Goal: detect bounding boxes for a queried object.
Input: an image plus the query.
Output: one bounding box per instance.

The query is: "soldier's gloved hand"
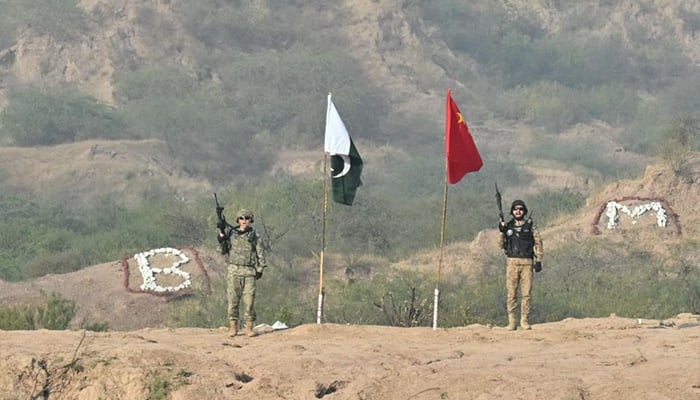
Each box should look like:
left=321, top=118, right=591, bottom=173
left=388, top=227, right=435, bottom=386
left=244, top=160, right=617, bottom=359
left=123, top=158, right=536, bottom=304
left=255, top=271, right=263, bottom=280
left=498, top=222, right=507, bottom=232
left=533, top=261, right=542, bottom=273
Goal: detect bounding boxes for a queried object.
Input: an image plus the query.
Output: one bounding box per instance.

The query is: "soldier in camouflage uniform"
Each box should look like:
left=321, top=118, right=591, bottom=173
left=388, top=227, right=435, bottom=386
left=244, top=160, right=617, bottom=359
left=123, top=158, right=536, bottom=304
left=498, top=200, right=543, bottom=331
left=217, top=208, right=267, bottom=337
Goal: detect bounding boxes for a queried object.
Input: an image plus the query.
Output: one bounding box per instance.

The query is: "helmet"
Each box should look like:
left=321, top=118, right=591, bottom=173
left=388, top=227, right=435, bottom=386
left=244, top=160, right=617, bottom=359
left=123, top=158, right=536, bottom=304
left=510, top=200, right=528, bottom=216
left=236, top=208, right=254, bottom=223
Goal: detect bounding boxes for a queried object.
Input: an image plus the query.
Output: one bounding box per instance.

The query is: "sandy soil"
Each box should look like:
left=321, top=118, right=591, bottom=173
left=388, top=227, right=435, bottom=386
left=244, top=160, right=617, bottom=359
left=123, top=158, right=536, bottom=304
left=0, top=314, right=698, bottom=400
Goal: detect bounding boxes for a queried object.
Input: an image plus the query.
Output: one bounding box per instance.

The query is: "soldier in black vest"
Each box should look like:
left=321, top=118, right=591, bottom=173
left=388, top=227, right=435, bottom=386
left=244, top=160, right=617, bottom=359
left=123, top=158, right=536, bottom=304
left=498, top=200, right=543, bottom=330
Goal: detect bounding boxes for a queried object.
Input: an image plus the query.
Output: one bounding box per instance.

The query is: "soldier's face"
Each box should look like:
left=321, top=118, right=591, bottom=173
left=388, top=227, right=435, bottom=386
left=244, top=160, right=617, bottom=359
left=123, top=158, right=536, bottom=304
left=238, top=216, right=251, bottom=225
left=513, top=207, right=525, bottom=220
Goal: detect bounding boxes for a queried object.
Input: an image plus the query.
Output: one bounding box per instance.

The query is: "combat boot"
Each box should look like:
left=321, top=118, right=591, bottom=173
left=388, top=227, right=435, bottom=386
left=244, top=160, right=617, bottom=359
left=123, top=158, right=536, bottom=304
left=520, top=316, right=531, bottom=330
left=229, top=319, right=238, bottom=337
left=507, top=314, right=517, bottom=331
left=245, top=320, right=257, bottom=337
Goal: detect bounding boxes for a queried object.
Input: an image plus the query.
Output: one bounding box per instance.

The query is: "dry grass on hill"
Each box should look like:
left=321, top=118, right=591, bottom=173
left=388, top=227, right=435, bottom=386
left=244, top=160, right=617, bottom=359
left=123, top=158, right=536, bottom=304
left=0, top=139, right=211, bottom=207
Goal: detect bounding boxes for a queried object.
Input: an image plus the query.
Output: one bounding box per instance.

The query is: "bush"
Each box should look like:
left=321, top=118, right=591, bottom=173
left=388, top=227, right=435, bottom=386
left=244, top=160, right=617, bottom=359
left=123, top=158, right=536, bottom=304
left=0, top=305, right=36, bottom=330
left=533, top=239, right=694, bottom=321
left=82, top=321, right=110, bottom=332
left=526, top=135, right=640, bottom=180
left=0, top=293, right=76, bottom=330
left=37, top=293, right=76, bottom=329
left=218, top=46, right=389, bottom=148
left=0, top=86, right=127, bottom=146
left=0, top=190, right=206, bottom=281
left=529, top=188, right=586, bottom=227
left=493, top=81, right=640, bottom=133
left=168, top=282, right=228, bottom=329
left=115, top=65, right=273, bottom=181
left=323, top=270, right=435, bottom=326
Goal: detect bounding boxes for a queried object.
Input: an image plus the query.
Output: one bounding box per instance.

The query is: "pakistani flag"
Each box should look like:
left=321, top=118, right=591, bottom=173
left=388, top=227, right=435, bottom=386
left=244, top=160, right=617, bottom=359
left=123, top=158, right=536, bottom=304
left=324, top=93, right=363, bottom=205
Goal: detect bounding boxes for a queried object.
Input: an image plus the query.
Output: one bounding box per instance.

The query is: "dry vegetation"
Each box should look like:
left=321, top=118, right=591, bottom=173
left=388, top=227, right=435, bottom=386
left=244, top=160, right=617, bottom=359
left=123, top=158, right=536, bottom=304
left=0, top=139, right=211, bottom=207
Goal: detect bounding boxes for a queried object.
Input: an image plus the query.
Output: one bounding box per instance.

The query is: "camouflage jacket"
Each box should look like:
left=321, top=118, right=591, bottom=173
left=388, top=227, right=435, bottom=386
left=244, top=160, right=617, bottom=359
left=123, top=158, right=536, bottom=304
left=225, top=226, right=266, bottom=275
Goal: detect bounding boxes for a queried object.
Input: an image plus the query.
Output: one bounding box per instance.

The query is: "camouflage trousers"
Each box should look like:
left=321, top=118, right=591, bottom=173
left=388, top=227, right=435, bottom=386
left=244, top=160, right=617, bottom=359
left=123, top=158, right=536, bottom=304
left=226, top=266, right=257, bottom=322
left=506, top=257, right=533, bottom=318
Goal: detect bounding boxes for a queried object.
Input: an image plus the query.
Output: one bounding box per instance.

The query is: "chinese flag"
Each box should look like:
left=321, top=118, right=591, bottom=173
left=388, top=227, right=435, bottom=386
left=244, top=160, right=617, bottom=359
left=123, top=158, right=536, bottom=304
left=446, top=89, right=483, bottom=184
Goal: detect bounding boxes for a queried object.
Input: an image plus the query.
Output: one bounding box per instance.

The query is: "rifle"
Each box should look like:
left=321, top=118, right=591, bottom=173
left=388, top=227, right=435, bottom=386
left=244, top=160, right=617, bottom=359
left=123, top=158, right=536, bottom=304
left=495, top=182, right=504, bottom=223
left=214, top=193, right=231, bottom=254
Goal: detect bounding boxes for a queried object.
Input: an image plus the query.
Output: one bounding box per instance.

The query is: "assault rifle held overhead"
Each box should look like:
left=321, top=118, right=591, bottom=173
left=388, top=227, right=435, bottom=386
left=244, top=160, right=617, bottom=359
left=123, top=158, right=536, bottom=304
left=214, top=193, right=231, bottom=254
left=495, top=182, right=504, bottom=224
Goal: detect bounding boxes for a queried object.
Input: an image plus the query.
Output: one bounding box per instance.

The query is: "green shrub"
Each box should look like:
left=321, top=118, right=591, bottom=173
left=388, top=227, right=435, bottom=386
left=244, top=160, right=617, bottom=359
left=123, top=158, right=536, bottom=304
left=147, top=375, right=171, bottom=400
left=218, top=46, right=389, bottom=147
left=0, top=293, right=75, bottom=330
left=255, top=265, right=317, bottom=327
left=23, top=247, right=85, bottom=277
left=0, top=86, right=127, bottom=146
left=115, top=65, right=273, bottom=181
left=526, top=135, right=641, bottom=180
left=438, top=260, right=504, bottom=327
left=0, top=190, right=206, bottom=281
left=37, top=293, right=76, bottom=330
left=322, top=270, right=433, bottom=326
left=529, top=188, right=586, bottom=227
left=533, top=239, right=695, bottom=321
left=0, top=305, right=36, bottom=330
left=493, top=81, right=640, bottom=133
left=168, top=282, right=228, bottom=329
left=583, top=84, right=639, bottom=125
left=82, top=321, right=110, bottom=332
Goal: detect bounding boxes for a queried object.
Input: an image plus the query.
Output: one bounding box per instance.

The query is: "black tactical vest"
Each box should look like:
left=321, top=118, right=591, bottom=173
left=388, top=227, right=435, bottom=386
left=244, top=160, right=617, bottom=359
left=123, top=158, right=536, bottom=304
left=504, top=219, right=535, bottom=259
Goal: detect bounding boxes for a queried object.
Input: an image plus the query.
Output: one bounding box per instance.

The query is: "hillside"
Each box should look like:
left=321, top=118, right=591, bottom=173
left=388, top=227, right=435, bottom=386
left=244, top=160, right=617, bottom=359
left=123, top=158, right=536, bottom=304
left=393, top=153, right=700, bottom=278
left=1, top=0, right=698, bottom=161
left=0, top=2, right=699, bottom=395
left=0, top=139, right=211, bottom=207
left=0, top=153, right=697, bottom=331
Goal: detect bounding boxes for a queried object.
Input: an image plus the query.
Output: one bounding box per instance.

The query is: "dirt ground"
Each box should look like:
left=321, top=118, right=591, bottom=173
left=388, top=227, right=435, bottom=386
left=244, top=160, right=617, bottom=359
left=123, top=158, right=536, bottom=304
left=0, top=314, right=698, bottom=400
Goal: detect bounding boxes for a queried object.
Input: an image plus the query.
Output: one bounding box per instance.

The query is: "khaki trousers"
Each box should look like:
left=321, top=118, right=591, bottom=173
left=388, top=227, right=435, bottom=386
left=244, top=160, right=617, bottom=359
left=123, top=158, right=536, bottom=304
left=506, top=258, right=533, bottom=318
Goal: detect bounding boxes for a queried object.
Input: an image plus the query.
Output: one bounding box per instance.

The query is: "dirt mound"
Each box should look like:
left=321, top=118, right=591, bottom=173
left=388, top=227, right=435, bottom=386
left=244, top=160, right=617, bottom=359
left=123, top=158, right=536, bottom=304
left=0, top=246, right=225, bottom=331
left=0, top=315, right=698, bottom=399
left=542, top=153, right=700, bottom=252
